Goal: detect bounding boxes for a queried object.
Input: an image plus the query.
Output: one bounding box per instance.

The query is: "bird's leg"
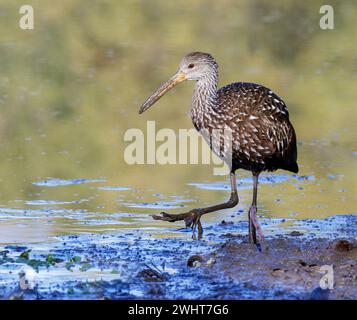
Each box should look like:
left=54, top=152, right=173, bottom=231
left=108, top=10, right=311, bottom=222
left=248, top=172, right=265, bottom=244
left=152, top=172, right=239, bottom=239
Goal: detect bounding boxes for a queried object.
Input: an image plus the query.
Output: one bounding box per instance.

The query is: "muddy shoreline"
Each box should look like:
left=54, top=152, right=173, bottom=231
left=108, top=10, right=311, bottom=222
left=200, top=236, right=356, bottom=299
left=0, top=214, right=356, bottom=300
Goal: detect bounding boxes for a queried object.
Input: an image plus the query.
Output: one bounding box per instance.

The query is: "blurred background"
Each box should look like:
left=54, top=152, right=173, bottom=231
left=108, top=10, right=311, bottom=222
left=0, top=0, right=356, bottom=243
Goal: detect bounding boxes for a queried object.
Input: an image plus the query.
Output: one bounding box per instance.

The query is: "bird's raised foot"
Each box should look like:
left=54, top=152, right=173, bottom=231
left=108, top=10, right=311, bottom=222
left=152, top=211, right=188, bottom=223
left=151, top=208, right=205, bottom=240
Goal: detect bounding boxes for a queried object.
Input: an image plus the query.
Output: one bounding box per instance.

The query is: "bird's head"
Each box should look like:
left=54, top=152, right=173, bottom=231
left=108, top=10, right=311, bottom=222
left=139, top=52, right=217, bottom=114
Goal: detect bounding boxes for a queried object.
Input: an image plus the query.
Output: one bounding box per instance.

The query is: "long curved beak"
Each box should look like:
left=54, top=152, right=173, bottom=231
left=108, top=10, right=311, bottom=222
left=139, top=72, right=186, bottom=114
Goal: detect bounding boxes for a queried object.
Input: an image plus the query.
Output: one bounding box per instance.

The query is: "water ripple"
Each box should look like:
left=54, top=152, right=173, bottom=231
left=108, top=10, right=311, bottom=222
left=33, top=178, right=106, bottom=187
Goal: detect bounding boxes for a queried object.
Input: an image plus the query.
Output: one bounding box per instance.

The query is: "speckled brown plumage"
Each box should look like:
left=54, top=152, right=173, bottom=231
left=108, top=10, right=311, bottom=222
left=139, top=52, right=299, bottom=244
left=199, top=82, right=298, bottom=173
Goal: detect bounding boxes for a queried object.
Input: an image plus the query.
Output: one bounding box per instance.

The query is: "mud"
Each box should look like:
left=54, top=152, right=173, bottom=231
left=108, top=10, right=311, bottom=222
left=0, top=214, right=355, bottom=300
left=203, top=236, right=356, bottom=299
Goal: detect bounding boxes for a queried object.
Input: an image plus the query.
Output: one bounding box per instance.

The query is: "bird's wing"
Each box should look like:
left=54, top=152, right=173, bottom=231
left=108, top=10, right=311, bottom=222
left=217, top=82, right=290, bottom=120
left=217, top=83, right=294, bottom=161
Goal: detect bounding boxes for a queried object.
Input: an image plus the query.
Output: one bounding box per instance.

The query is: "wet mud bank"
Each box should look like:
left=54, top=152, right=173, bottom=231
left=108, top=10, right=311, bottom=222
left=203, top=236, right=356, bottom=299
left=0, top=214, right=356, bottom=300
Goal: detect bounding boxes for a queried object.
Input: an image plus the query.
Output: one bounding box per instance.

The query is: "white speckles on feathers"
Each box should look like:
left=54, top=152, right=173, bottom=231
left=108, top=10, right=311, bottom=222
left=190, top=79, right=297, bottom=172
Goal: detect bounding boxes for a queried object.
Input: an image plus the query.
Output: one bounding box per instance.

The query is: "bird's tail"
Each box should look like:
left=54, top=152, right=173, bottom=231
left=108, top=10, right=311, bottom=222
left=284, top=161, right=299, bottom=174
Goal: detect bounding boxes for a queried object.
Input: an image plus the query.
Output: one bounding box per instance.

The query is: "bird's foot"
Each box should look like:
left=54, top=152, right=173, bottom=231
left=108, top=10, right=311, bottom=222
left=152, top=211, right=188, bottom=223
left=248, top=205, right=265, bottom=243
left=152, top=208, right=205, bottom=240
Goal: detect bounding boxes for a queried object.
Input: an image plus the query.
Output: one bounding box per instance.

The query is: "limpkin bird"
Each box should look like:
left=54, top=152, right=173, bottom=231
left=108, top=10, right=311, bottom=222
left=139, top=52, right=298, bottom=244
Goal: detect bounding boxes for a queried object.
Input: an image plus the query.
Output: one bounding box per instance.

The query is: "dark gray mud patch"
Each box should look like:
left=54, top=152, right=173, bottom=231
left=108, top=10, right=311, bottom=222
left=0, top=214, right=356, bottom=300
left=210, top=236, right=356, bottom=299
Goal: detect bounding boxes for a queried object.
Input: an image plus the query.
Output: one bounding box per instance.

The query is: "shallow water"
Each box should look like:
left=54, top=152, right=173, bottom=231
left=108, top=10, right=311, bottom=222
left=0, top=140, right=356, bottom=244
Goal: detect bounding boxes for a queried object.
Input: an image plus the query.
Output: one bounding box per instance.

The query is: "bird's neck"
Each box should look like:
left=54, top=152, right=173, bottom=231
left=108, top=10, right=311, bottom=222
left=190, top=71, right=218, bottom=128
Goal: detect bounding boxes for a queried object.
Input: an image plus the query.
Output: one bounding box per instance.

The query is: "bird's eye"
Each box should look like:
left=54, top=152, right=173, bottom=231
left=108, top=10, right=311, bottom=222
left=188, top=63, right=195, bottom=69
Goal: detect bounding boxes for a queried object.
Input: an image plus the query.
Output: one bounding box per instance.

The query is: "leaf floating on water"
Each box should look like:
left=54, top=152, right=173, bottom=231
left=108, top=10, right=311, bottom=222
left=20, top=249, right=31, bottom=260
left=71, top=256, right=81, bottom=263
left=65, top=262, right=74, bottom=271
left=45, top=254, right=64, bottom=265
left=80, top=263, right=93, bottom=272
left=65, top=255, right=82, bottom=271
left=45, top=254, right=54, bottom=264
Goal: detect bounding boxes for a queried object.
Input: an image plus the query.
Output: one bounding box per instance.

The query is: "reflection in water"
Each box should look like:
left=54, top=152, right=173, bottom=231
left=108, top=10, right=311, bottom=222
left=0, top=1, right=356, bottom=243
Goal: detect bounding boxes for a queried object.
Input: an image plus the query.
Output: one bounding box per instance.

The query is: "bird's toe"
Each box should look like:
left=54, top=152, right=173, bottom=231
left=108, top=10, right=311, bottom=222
left=152, top=212, right=173, bottom=222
